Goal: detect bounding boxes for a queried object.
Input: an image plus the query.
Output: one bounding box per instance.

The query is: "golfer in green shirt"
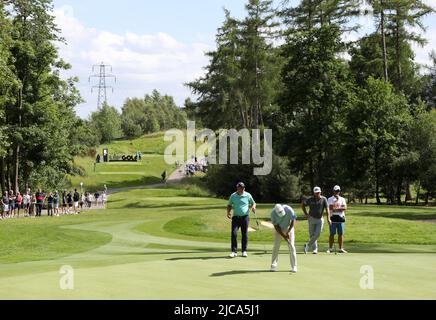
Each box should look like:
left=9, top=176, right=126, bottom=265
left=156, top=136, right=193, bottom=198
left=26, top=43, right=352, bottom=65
left=227, top=182, right=256, bottom=258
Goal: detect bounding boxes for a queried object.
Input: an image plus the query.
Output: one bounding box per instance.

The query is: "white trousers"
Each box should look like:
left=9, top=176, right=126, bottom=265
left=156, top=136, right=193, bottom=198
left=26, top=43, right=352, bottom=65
left=271, top=227, right=297, bottom=269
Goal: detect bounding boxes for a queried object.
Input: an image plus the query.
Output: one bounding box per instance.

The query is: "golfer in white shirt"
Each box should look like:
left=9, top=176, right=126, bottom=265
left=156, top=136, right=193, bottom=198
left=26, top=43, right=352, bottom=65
left=270, top=204, right=298, bottom=273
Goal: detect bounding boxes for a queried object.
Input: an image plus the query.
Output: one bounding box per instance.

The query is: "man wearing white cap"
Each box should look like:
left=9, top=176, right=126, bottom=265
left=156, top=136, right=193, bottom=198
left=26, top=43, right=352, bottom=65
left=301, top=187, right=331, bottom=254
left=328, top=185, right=348, bottom=253
left=270, top=204, right=298, bottom=273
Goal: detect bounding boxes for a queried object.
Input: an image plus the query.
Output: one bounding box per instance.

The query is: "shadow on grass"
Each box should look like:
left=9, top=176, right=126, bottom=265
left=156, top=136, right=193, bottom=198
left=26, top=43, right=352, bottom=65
left=351, top=210, right=436, bottom=221
left=114, top=202, right=206, bottom=209
left=210, top=270, right=289, bottom=277
left=167, top=256, right=230, bottom=261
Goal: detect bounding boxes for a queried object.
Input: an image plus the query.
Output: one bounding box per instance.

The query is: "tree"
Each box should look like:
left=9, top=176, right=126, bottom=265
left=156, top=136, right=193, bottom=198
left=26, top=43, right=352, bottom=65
left=187, top=1, right=281, bottom=129
left=343, top=77, right=411, bottom=204
left=279, top=25, right=356, bottom=189
left=90, top=103, right=122, bottom=144
left=366, top=0, right=391, bottom=82
left=385, top=0, right=434, bottom=91
left=120, top=90, right=187, bottom=138
left=0, top=2, right=18, bottom=193
left=5, top=0, right=80, bottom=192
left=187, top=10, right=246, bottom=130
left=280, top=0, right=361, bottom=31
left=349, top=32, right=426, bottom=101
left=423, top=51, right=436, bottom=110
left=408, top=109, right=436, bottom=204
left=238, top=0, right=281, bottom=128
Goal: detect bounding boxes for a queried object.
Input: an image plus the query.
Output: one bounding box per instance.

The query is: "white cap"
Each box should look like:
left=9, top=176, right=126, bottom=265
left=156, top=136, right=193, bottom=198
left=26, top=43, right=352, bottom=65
left=274, top=204, right=286, bottom=217
left=313, top=187, right=322, bottom=193
left=333, top=185, right=341, bottom=191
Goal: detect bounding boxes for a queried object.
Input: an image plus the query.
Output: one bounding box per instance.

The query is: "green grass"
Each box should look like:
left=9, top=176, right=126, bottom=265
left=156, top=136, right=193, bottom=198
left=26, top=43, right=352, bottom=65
left=150, top=204, right=436, bottom=246
left=4, top=132, right=436, bottom=299
left=69, top=132, right=176, bottom=191
left=0, top=186, right=435, bottom=299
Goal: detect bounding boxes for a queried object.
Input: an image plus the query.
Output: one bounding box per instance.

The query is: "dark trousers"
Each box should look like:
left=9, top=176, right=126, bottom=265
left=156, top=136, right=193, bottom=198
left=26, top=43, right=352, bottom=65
left=36, top=203, right=43, bottom=216
left=231, top=215, right=249, bottom=253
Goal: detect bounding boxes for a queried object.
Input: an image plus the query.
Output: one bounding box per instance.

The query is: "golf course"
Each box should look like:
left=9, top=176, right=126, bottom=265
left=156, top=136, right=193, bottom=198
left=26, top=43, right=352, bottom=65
left=0, top=133, right=435, bottom=300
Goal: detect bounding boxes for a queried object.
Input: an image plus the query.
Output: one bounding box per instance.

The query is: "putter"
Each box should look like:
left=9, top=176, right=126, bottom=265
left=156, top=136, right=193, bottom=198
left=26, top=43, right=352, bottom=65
left=252, top=210, right=267, bottom=254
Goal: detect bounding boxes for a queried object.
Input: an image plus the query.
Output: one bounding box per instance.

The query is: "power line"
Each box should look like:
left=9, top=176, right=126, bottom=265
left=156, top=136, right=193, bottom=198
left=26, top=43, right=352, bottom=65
left=88, top=62, right=116, bottom=109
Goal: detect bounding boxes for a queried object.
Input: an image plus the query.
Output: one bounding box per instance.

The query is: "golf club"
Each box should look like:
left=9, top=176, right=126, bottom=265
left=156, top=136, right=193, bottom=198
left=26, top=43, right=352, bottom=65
left=252, top=209, right=267, bottom=254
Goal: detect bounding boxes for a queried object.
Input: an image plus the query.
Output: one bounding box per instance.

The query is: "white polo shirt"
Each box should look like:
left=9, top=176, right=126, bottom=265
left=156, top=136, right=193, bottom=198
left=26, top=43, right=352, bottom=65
left=328, top=196, right=347, bottom=218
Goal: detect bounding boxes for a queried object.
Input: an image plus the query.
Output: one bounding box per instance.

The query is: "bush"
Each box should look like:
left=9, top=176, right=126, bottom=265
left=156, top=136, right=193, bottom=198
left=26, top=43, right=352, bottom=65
left=205, top=155, right=301, bottom=203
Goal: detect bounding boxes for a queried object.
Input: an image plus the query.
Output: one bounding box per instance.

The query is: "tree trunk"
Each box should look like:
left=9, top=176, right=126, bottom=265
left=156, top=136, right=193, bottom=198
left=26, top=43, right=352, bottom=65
left=0, top=157, right=5, bottom=194
left=396, top=178, right=402, bottom=205
left=14, top=145, right=20, bottom=193
left=425, top=192, right=429, bottom=206
left=6, top=158, right=11, bottom=192
left=405, top=183, right=412, bottom=203
left=309, top=158, right=314, bottom=191
left=375, top=152, right=381, bottom=205
left=14, top=87, right=23, bottom=193
left=394, top=9, right=403, bottom=90
left=381, top=4, right=389, bottom=82
left=308, top=0, right=313, bottom=30
left=415, top=182, right=421, bottom=205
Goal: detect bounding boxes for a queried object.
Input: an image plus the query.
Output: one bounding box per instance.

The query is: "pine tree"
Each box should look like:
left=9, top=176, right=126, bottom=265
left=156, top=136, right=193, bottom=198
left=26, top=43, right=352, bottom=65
left=239, top=0, right=281, bottom=128
left=280, top=0, right=361, bottom=31
left=385, top=0, right=434, bottom=91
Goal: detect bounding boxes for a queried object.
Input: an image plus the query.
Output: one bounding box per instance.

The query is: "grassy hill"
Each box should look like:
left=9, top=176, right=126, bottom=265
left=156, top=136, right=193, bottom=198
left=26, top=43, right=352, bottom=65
left=69, top=132, right=176, bottom=191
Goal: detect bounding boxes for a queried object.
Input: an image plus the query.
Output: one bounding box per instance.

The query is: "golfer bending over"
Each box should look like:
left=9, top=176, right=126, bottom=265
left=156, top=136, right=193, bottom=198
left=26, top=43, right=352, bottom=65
left=327, top=185, right=348, bottom=254
left=302, top=187, right=331, bottom=254
left=270, top=204, right=298, bottom=273
left=227, top=182, right=256, bottom=258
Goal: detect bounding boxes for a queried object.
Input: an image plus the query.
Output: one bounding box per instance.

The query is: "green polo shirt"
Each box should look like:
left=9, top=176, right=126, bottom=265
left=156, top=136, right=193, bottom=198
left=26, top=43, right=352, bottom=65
left=228, top=192, right=255, bottom=217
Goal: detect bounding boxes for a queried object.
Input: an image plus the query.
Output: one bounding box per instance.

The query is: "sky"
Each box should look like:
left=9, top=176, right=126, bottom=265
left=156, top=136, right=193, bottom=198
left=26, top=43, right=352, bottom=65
left=51, top=0, right=436, bottom=118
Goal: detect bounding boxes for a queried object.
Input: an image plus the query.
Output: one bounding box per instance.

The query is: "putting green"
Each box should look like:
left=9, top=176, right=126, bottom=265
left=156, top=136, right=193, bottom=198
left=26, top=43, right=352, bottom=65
left=0, top=187, right=435, bottom=299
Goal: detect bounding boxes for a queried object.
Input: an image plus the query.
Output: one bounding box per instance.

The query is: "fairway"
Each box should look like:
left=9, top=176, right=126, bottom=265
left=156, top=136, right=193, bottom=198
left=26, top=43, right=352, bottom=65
left=1, top=187, right=435, bottom=300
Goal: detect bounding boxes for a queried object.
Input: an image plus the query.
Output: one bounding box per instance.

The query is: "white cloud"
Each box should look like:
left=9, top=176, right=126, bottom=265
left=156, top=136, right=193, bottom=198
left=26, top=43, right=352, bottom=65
left=54, top=5, right=213, bottom=118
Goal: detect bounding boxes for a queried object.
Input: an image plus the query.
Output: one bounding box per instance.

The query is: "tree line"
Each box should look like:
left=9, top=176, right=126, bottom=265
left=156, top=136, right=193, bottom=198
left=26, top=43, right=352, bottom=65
left=0, top=1, right=186, bottom=193
left=186, top=0, right=436, bottom=205
left=0, top=0, right=92, bottom=193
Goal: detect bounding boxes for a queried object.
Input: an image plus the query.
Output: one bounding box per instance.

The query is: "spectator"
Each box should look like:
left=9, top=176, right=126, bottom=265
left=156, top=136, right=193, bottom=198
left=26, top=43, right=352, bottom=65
left=62, top=190, right=67, bottom=215
left=102, top=191, right=108, bottom=209
left=94, top=192, right=100, bottom=207
left=47, top=192, right=54, bottom=217
left=80, top=193, right=85, bottom=210
left=35, top=189, right=45, bottom=217
left=1, top=191, right=9, bottom=220
left=66, top=191, right=73, bottom=214
left=53, top=191, right=60, bottom=217
left=73, top=189, right=80, bottom=214
left=23, top=190, right=31, bottom=217
left=86, top=192, right=92, bottom=208
left=30, top=194, right=36, bottom=217
left=9, top=190, right=16, bottom=218
left=16, top=191, right=23, bottom=218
